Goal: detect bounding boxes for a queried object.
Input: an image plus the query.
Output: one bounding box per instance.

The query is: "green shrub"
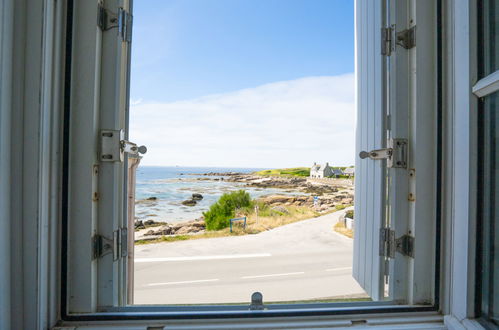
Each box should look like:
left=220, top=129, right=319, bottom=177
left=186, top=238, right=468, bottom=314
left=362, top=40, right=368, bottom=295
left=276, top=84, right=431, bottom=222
left=203, top=190, right=252, bottom=230
left=335, top=204, right=347, bottom=210
left=345, top=210, right=354, bottom=219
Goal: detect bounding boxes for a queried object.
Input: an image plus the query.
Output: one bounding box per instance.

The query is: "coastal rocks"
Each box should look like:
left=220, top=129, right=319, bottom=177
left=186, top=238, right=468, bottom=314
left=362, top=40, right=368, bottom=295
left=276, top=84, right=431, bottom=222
left=258, top=192, right=353, bottom=212
left=181, top=199, right=197, bottom=206
left=135, top=219, right=169, bottom=230
left=190, top=172, right=243, bottom=176
left=134, top=221, right=146, bottom=230
left=146, top=196, right=157, bottom=201
left=271, top=206, right=289, bottom=214
left=139, top=218, right=206, bottom=237
left=191, top=193, right=203, bottom=201
left=259, top=195, right=313, bottom=207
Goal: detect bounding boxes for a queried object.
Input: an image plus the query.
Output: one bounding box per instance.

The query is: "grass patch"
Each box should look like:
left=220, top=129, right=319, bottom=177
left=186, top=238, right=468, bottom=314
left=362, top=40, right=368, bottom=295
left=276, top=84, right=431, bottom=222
left=333, top=221, right=353, bottom=238
left=135, top=205, right=322, bottom=245
left=254, top=167, right=310, bottom=177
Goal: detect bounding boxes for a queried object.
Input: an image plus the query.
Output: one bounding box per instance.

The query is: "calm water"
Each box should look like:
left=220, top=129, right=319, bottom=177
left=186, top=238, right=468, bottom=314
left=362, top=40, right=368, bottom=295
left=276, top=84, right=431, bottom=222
left=135, top=166, right=300, bottom=223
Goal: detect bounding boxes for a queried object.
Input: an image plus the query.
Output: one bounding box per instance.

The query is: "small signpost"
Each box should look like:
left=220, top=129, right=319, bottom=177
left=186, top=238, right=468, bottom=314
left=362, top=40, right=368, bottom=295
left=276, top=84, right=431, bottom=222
left=313, top=196, right=319, bottom=208
left=254, top=205, right=259, bottom=224
left=230, top=217, right=247, bottom=233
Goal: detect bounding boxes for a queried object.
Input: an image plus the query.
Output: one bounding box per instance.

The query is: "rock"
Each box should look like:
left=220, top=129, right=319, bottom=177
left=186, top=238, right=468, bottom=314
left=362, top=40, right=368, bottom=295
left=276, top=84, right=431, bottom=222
left=145, top=230, right=155, bottom=235
left=152, top=225, right=173, bottom=235
left=271, top=206, right=289, bottom=214
left=146, top=196, right=157, bottom=201
left=144, top=219, right=156, bottom=226
left=134, top=221, right=145, bottom=229
left=175, top=226, right=194, bottom=235
left=182, top=199, right=197, bottom=206
left=191, top=193, right=203, bottom=201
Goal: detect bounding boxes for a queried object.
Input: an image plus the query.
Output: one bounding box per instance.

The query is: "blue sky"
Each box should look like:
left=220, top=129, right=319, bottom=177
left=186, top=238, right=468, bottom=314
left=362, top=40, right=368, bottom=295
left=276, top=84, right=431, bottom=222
left=130, top=0, right=355, bottom=167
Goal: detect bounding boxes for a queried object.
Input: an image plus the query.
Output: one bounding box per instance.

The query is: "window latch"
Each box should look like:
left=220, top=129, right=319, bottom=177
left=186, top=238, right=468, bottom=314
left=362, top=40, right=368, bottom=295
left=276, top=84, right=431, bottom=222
left=359, top=138, right=407, bottom=168
left=100, top=129, right=147, bottom=162
left=249, top=292, right=265, bottom=310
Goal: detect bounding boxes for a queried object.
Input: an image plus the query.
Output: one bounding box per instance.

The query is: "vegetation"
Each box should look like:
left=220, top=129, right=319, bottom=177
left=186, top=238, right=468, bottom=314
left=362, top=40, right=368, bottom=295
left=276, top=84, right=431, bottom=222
left=136, top=204, right=322, bottom=244
left=345, top=210, right=354, bottom=219
left=334, top=221, right=354, bottom=238
left=254, top=167, right=310, bottom=177
left=203, top=190, right=252, bottom=230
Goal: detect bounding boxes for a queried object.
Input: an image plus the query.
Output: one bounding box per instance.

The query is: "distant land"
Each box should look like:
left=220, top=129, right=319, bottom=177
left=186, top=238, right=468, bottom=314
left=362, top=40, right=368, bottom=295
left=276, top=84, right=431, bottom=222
left=254, top=166, right=353, bottom=178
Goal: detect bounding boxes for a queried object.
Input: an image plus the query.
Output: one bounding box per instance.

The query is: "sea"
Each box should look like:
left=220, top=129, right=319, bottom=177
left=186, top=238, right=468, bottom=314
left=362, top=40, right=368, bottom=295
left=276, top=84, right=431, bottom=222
left=134, top=166, right=301, bottom=223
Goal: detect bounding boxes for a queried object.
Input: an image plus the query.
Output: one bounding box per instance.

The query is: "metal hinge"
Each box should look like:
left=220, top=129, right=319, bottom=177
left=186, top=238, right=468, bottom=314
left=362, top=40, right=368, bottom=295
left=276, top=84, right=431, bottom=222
left=359, top=138, right=407, bottom=168
left=382, top=25, right=416, bottom=55
left=97, top=3, right=133, bottom=43
left=92, top=228, right=128, bottom=261
left=396, top=26, right=416, bottom=49
left=100, top=129, right=147, bottom=162
left=381, top=27, right=393, bottom=56
left=379, top=228, right=414, bottom=258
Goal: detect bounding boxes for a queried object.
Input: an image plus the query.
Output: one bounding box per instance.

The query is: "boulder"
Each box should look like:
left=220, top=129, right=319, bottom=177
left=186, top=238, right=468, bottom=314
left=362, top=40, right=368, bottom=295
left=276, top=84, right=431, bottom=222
left=191, top=193, right=203, bottom=201
left=144, top=219, right=156, bottom=226
left=182, top=199, right=197, bottom=206
left=271, top=206, right=289, bottom=214
left=146, top=196, right=157, bottom=201
left=134, top=221, right=145, bottom=230
left=152, top=225, right=173, bottom=235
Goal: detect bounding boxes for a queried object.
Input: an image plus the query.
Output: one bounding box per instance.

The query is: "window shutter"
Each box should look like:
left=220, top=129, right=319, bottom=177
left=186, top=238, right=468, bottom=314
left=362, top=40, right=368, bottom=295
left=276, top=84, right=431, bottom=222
left=352, top=0, right=385, bottom=301
left=67, top=0, right=134, bottom=312
left=97, top=0, right=134, bottom=308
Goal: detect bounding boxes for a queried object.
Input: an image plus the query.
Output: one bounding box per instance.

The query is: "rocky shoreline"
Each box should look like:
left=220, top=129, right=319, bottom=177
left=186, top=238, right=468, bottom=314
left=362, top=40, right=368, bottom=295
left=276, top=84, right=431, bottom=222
left=135, top=218, right=206, bottom=239
left=135, top=173, right=354, bottom=241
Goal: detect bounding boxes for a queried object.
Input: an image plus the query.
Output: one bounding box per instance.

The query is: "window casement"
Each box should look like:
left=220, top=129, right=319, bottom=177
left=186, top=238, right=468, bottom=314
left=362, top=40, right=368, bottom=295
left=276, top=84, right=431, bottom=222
left=62, top=0, right=442, bottom=324
left=475, top=0, right=499, bottom=326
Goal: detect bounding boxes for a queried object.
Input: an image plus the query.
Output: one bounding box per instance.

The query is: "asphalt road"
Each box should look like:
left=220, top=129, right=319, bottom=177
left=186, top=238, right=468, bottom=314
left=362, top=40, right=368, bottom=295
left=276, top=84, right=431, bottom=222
left=133, top=209, right=366, bottom=305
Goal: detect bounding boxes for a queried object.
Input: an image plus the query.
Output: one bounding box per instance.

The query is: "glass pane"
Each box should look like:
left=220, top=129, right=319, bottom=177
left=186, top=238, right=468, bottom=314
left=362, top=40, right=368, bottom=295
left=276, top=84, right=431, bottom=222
left=480, top=0, right=499, bottom=77
left=127, top=0, right=364, bottom=306
left=480, top=91, right=499, bottom=324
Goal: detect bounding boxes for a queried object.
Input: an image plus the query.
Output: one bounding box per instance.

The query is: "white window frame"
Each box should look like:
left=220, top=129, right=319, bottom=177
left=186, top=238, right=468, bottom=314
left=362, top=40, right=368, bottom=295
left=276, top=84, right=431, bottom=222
left=0, top=0, right=491, bottom=328
left=60, top=0, right=443, bottom=321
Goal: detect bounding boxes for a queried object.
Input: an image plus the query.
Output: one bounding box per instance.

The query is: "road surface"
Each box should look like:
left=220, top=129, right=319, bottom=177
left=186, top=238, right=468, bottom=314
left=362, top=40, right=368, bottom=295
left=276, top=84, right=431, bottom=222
left=133, top=209, right=366, bottom=305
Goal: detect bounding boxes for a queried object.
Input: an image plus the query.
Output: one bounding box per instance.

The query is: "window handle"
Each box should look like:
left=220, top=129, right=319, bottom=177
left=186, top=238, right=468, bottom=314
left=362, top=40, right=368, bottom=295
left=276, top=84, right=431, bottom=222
left=121, top=139, right=147, bottom=156
left=359, top=148, right=392, bottom=160
left=101, top=129, right=147, bottom=162
left=359, top=138, right=407, bottom=168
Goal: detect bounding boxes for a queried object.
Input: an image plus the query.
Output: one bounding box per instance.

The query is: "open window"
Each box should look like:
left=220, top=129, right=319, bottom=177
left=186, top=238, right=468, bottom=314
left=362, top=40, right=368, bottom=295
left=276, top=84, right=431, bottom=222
left=354, top=0, right=437, bottom=304
left=63, top=0, right=440, bottom=319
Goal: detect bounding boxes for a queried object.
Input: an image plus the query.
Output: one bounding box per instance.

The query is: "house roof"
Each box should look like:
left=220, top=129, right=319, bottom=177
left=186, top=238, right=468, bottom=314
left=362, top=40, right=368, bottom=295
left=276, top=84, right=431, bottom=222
left=332, top=168, right=343, bottom=175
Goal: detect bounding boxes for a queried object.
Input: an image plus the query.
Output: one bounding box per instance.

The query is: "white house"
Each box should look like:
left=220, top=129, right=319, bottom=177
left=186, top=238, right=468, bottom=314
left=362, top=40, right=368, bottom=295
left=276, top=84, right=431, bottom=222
left=310, top=162, right=333, bottom=178
left=344, top=167, right=355, bottom=177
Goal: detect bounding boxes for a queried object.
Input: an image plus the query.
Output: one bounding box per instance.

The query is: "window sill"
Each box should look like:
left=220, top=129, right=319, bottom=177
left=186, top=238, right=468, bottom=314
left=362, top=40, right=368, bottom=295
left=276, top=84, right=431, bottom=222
left=54, top=312, right=444, bottom=329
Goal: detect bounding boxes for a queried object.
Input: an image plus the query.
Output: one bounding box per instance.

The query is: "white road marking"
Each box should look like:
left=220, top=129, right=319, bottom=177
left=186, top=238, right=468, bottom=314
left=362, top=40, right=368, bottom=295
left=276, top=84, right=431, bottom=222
left=241, top=272, right=305, bottom=279
left=325, top=267, right=352, bottom=272
left=147, top=279, right=220, bottom=286
left=135, top=253, right=271, bottom=263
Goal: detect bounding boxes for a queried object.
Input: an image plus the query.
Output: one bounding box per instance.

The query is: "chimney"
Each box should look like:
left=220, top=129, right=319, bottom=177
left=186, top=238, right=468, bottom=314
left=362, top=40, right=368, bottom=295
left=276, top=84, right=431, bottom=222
left=326, top=162, right=329, bottom=166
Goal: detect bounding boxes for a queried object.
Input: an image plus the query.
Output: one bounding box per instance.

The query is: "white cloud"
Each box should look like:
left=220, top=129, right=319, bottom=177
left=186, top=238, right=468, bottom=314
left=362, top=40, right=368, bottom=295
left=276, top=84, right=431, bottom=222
left=130, top=98, right=143, bottom=106
left=130, top=74, right=355, bottom=168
